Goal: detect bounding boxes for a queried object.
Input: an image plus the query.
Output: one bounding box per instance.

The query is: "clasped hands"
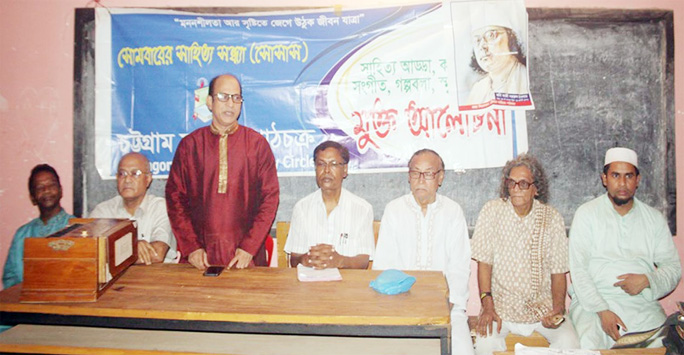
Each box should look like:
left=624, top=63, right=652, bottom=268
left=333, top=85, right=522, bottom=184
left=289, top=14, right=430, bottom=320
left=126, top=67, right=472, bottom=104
left=299, top=243, right=341, bottom=269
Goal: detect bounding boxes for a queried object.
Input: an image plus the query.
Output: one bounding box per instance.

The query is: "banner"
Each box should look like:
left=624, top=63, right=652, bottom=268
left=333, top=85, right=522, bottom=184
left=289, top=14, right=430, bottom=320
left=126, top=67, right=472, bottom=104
left=95, top=4, right=528, bottom=178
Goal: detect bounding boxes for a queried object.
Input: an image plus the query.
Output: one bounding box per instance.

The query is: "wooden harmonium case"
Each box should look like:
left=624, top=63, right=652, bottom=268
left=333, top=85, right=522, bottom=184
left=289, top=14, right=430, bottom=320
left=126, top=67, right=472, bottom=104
left=21, top=218, right=138, bottom=303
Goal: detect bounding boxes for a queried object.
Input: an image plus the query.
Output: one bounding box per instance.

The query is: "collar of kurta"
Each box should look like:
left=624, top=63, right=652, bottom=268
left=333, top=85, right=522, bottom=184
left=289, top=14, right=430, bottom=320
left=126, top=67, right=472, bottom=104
left=210, top=122, right=240, bottom=194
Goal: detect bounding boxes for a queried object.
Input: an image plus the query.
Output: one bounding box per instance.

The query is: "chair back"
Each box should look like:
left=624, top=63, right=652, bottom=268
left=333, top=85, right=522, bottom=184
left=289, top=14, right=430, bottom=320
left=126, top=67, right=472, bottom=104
left=276, top=221, right=290, bottom=268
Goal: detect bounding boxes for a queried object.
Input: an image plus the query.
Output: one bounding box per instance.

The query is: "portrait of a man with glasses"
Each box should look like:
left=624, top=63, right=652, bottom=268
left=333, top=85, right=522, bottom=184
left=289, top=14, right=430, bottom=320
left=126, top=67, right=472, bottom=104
left=166, top=73, right=279, bottom=271
left=373, top=148, right=475, bottom=355
left=89, top=152, right=177, bottom=264
left=470, top=153, right=579, bottom=355
left=284, top=141, right=374, bottom=269
left=465, top=2, right=530, bottom=106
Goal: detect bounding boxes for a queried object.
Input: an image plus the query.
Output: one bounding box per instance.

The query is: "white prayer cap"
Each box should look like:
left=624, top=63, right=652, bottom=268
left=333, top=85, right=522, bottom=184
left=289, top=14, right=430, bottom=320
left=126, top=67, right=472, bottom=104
left=604, top=147, right=638, bottom=168
left=469, top=1, right=521, bottom=34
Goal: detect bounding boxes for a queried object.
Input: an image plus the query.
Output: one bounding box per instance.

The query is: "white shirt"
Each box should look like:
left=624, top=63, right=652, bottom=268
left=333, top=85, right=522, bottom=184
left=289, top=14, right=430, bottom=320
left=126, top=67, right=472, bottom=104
left=373, top=194, right=471, bottom=310
left=89, top=194, right=177, bottom=263
left=285, top=188, right=375, bottom=258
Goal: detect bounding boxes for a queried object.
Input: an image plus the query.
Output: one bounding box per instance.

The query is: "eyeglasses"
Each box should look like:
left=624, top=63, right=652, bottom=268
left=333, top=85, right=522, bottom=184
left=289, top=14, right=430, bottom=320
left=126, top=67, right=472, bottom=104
left=117, top=169, right=150, bottom=179
left=505, top=178, right=535, bottom=190
left=315, top=161, right=346, bottom=170
left=408, top=170, right=443, bottom=180
left=473, top=29, right=506, bottom=46
left=214, top=92, right=244, bottom=103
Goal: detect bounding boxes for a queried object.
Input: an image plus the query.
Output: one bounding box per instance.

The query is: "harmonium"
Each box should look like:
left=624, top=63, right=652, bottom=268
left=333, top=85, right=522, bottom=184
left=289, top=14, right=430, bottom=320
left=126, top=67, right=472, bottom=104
left=20, top=218, right=138, bottom=303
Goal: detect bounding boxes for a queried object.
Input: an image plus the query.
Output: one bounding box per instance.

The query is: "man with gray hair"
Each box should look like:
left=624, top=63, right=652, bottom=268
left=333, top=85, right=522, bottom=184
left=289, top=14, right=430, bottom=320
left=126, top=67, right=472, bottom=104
left=569, top=147, right=681, bottom=349
left=373, top=149, right=474, bottom=355
left=90, top=152, right=177, bottom=264
left=471, top=153, right=579, bottom=355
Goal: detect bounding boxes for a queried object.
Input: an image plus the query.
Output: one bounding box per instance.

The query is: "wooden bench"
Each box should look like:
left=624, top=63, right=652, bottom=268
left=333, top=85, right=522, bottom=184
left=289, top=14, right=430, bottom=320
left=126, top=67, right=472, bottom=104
left=0, top=324, right=441, bottom=355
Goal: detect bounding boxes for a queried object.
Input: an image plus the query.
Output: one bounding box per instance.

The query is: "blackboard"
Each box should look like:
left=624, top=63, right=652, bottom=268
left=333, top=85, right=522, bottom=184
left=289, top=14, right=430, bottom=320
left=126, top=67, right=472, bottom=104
left=73, top=7, right=675, bottom=234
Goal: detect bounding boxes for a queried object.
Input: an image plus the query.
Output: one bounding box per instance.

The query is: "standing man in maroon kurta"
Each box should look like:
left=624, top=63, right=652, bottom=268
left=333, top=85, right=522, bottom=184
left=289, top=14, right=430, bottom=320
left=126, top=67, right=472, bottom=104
left=166, top=73, right=279, bottom=270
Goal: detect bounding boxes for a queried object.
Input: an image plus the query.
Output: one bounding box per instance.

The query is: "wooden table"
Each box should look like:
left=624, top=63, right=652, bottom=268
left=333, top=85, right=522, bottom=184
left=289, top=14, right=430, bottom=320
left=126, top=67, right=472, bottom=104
left=0, top=264, right=451, bottom=354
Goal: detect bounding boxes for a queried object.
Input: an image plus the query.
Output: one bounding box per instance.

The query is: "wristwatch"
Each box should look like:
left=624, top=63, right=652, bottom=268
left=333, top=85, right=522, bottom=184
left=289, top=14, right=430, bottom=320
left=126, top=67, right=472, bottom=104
left=479, top=291, right=492, bottom=300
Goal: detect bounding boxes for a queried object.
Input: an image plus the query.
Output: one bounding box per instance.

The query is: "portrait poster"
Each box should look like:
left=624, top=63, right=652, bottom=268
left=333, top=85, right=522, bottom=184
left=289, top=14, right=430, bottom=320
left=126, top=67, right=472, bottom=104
left=445, top=0, right=534, bottom=111
left=94, top=4, right=529, bottom=179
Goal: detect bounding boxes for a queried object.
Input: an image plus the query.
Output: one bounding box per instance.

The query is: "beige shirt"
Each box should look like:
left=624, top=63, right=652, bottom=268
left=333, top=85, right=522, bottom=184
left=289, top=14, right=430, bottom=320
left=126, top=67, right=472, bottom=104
left=471, top=199, right=568, bottom=323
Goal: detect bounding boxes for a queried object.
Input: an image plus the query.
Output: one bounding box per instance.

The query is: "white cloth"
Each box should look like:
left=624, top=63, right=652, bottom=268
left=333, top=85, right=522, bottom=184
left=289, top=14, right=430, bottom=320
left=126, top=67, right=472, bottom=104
left=569, top=194, right=681, bottom=349
left=284, top=188, right=375, bottom=258
left=474, top=320, right=580, bottom=355
left=89, top=194, right=177, bottom=263
left=373, top=194, right=473, bottom=355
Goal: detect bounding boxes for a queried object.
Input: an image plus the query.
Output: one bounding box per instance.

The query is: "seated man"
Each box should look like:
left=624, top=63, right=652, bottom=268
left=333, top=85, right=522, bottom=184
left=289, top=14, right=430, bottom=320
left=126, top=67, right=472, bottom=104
left=373, top=149, right=474, bottom=355
left=471, top=153, right=579, bottom=355
left=89, top=152, right=177, bottom=264
left=569, top=147, right=681, bottom=349
left=285, top=141, right=374, bottom=269
left=3, top=164, right=75, bottom=288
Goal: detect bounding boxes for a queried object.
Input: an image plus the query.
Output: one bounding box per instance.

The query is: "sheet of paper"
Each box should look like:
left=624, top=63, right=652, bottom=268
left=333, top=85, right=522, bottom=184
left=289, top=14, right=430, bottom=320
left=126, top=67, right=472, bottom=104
left=296, top=264, right=342, bottom=282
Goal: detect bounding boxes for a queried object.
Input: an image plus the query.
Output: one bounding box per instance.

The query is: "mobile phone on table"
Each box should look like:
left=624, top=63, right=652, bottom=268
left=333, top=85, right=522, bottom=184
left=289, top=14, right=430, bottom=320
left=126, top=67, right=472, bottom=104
left=203, top=266, right=225, bottom=277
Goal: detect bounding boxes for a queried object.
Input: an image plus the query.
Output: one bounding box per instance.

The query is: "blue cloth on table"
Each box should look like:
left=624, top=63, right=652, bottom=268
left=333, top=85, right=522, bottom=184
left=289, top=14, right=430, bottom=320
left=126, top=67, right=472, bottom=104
left=369, top=269, right=416, bottom=295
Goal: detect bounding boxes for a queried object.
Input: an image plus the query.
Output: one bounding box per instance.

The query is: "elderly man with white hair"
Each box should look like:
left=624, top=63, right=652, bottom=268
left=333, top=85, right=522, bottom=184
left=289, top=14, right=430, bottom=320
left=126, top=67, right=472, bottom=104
left=471, top=153, right=579, bottom=355
left=568, top=147, right=681, bottom=349
left=373, top=149, right=474, bottom=355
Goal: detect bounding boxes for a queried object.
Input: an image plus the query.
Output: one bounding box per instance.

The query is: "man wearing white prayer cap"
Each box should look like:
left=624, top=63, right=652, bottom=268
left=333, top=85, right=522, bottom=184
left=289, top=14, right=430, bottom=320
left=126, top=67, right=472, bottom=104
left=568, top=147, right=681, bottom=349
left=466, top=0, right=530, bottom=105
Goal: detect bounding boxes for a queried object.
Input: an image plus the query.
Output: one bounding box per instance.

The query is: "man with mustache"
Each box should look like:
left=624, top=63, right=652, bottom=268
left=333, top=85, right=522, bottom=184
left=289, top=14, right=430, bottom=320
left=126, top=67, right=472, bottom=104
left=466, top=5, right=529, bottom=106
left=285, top=141, right=374, bottom=269
left=569, top=147, right=681, bottom=349
left=166, top=73, right=279, bottom=271
left=3, top=164, right=74, bottom=288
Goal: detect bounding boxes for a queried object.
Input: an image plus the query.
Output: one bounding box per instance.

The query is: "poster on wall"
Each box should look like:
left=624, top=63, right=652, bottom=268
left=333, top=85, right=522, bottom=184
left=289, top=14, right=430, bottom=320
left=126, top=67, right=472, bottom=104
left=95, top=3, right=528, bottom=178
left=444, top=0, right=534, bottom=111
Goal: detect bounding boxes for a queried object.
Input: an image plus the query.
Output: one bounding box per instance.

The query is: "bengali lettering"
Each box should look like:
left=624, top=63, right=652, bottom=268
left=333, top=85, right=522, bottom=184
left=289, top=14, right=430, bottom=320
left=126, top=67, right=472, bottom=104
left=242, top=18, right=268, bottom=30
left=173, top=17, right=222, bottom=28
left=117, top=46, right=174, bottom=68
left=116, top=130, right=176, bottom=155
left=316, top=15, right=340, bottom=27
left=351, top=98, right=398, bottom=153
left=260, top=122, right=316, bottom=149
left=216, top=45, right=247, bottom=64
left=175, top=42, right=215, bottom=67
left=250, top=41, right=308, bottom=64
